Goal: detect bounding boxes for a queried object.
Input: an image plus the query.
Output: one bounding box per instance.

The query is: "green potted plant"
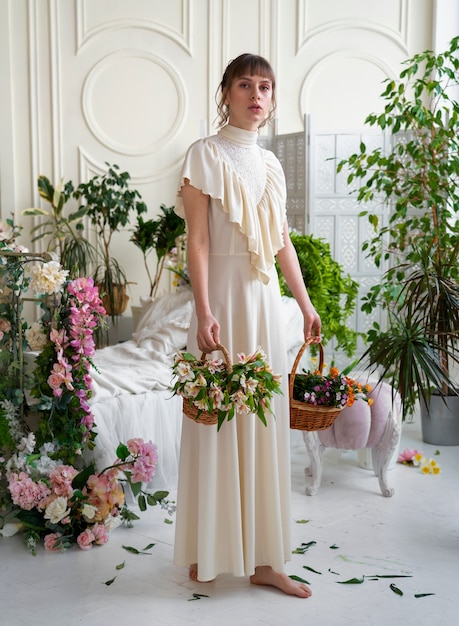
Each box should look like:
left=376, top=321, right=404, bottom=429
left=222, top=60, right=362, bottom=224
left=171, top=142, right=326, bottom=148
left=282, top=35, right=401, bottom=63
left=73, top=163, right=148, bottom=316
left=337, top=36, right=459, bottom=444
left=276, top=231, right=360, bottom=358
left=21, top=175, right=96, bottom=277
left=130, top=204, right=186, bottom=298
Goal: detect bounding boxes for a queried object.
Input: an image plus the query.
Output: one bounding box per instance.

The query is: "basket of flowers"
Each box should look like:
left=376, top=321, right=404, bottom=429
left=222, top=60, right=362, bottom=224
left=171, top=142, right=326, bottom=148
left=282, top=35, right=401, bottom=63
left=289, top=340, right=372, bottom=431
left=171, top=344, right=282, bottom=431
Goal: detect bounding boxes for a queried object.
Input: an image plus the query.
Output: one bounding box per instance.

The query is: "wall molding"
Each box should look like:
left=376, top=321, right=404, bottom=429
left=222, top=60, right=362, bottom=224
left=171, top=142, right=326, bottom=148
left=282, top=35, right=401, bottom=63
left=297, top=0, right=410, bottom=55
left=75, top=0, right=192, bottom=55
left=81, top=50, right=187, bottom=156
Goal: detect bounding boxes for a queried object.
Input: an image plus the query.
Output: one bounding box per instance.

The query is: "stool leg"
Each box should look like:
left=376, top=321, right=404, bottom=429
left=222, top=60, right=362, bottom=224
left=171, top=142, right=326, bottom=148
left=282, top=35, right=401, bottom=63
left=371, top=410, right=401, bottom=497
left=302, top=431, right=324, bottom=496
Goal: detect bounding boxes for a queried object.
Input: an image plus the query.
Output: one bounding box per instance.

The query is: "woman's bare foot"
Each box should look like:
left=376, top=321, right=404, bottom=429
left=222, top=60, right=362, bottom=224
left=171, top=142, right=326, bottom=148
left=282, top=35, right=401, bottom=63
left=250, top=566, right=312, bottom=598
left=189, top=564, right=199, bottom=581
left=188, top=564, right=215, bottom=583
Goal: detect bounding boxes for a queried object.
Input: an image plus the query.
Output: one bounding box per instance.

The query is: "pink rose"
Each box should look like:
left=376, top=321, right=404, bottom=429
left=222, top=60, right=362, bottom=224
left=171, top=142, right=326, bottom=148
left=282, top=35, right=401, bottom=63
left=77, top=528, right=95, bottom=550
left=44, top=532, right=63, bottom=552
left=91, top=523, right=108, bottom=545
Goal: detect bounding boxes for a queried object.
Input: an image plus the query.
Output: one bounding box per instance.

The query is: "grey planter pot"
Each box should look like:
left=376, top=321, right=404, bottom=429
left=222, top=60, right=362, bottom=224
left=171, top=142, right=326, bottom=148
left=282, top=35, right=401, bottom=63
left=420, top=394, right=459, bottom=446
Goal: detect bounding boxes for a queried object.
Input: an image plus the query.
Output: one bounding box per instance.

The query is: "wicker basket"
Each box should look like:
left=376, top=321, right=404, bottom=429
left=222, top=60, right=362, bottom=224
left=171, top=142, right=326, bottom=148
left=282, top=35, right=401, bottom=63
left=289, top=339, right=343, bottom=431
left=183, top=344, right=232, bottom=426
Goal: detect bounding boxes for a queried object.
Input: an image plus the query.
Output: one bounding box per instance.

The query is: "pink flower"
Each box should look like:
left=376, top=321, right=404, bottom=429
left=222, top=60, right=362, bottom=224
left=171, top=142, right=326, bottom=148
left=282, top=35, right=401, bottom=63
left=8, top=472, right=50, bottom=510
left=91, top=523, right=109, bottom=545
left=49, top=465, right=78, bottom=497
left=44, top=532, right=63, bottom=552
left=397, top=448, right=421, bottom=464
left=77, top=528, right=95, bottom=550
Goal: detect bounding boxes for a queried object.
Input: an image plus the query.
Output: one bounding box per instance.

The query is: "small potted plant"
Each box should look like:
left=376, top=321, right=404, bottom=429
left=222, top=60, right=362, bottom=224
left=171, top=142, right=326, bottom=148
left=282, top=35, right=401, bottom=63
left=337, top=36, right=459, bottom=444
left=21, top=175, right=96, bottom=277
left=130, top=203, right=186, bottom=298
left=73, top=163, right=148, bottom=316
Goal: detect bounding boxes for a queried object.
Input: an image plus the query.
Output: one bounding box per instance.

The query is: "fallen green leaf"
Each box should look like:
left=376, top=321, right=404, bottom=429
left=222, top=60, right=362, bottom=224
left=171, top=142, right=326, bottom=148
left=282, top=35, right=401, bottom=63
left=434, top=450, right=440, bottom=456
left=122, top=544, right=152, bottom=555
left=390, top=583, right=403, bottom=596
left=289, top=575, right=310, bottom=584
left=328, top=569, right=339, bottom=575
left=292, top=541, right=317, bottom=554
left=329, top=544, right=339, bottom=549
left=188, top=593, right=209, bottom=601
left=336, top=577, right=364, bottom=585
left=295, top=519, right=310, bottom=524
left=115, top=561, right=125, bottom=570
left=303, top=565, right=322, bottom=575
left=104, top=577, right=116, bottom=586
left=415, top=593, right=435, bottom=598
left=122, top=545, right=140, bottom=554
left=143, top=543, right=155, bottom=551
left=164, top=518, right=173, bottom=524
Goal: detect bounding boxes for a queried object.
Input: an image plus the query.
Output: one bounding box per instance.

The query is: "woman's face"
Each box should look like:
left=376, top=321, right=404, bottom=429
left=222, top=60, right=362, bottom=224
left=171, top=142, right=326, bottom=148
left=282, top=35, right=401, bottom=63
left=224, top=74, right=273, bottom=131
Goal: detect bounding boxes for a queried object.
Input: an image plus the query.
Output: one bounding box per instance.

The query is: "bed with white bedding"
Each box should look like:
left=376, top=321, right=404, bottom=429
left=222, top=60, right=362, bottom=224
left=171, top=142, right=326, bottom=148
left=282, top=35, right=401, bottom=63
left=87, top=289, right=305, bottom=492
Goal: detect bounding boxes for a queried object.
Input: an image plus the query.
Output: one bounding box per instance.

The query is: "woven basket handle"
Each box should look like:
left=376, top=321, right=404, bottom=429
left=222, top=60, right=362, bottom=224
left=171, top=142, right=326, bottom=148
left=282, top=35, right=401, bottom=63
left=200, top=343, right=233, bottom=374
left=289, top=339, right=324, bottom=402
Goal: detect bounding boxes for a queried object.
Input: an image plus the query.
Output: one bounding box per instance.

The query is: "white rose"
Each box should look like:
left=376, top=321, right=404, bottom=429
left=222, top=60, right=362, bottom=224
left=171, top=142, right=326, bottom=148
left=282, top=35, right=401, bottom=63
left=25, top=322, right=48, bottom=351
left=81, top=503, right=97, bottom=521
left=44, top=497, right=70, bottom=524
left=104, top=514, right=122, bottom=533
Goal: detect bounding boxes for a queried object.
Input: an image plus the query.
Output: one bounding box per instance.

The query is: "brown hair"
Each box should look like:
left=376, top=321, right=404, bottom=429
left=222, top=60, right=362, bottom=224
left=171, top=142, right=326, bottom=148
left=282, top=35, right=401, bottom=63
left=215, top=53, right=277, bottom=128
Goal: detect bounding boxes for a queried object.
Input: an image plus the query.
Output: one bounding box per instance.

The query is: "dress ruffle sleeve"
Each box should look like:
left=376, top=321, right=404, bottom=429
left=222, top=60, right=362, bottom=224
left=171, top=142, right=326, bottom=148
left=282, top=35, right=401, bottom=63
left=175, top=138, right=287, bottom=284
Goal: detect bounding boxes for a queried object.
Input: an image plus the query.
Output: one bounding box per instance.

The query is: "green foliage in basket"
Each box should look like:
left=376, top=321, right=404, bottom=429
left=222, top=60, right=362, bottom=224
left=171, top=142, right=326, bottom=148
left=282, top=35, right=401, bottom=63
left=171, top=346, right=283, bottom=431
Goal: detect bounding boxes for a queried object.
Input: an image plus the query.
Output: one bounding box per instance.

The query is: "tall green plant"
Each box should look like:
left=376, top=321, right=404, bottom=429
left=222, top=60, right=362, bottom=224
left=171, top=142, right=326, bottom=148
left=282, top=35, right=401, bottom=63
left=21, top=176, right=95, bottom=277
left=337, top=36, right=459, bottom=418
left=130, top=204, right=185, bottom=298
left=276, top=231, right=360, bottom=357
left=73, top=163, right=148, bottom=316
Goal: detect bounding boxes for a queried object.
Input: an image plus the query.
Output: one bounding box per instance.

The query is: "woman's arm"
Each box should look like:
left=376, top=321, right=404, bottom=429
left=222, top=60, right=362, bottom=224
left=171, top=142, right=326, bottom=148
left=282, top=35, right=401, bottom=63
left=276, top=221, right=321, bottom=343
left=181, top=180, right=220, bottom=352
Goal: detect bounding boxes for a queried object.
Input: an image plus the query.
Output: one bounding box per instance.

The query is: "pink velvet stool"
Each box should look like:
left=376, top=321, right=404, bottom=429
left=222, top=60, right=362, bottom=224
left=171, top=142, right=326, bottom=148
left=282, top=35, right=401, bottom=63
left=302, top=381, right=402, bottom=497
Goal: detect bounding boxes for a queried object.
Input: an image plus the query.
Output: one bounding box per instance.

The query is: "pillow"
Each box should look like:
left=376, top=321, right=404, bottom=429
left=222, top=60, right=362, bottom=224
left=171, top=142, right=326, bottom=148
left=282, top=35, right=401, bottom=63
left=132, top=288, right=193, bottom=352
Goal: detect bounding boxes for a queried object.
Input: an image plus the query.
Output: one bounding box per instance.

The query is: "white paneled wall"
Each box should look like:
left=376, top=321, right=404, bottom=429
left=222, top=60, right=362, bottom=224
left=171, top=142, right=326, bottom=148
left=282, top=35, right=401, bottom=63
left=0, top=0, right=439, bottom=307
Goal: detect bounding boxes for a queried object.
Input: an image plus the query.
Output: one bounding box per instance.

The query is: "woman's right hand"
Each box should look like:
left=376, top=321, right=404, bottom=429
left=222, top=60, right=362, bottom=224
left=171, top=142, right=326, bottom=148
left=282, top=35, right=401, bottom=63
left=196, top=313, right=221, bottom=353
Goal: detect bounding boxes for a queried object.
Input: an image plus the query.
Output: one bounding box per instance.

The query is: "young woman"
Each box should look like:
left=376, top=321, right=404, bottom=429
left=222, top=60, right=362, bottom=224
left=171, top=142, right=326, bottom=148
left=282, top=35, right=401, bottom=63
left=173, top=53, right=321, bottom=598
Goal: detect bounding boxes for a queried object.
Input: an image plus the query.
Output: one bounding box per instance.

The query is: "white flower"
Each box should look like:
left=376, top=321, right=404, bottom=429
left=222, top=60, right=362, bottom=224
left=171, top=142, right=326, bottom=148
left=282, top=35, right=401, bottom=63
left=81, top=503, right=97, bottom=521
left=28, top=261, right=69, bottom=295
left=18, top=432, right=36, bottom=454
left=0, top=221, right=13, bottom=241
left=44, top=497, right=71, bottom=524
left=25, top=321, right=48, bottom=351
left=35, top=455, right=59, bottom=476
left=104, top=514, right=122, bottom=533
left=0, top=522, right=24, bottom=537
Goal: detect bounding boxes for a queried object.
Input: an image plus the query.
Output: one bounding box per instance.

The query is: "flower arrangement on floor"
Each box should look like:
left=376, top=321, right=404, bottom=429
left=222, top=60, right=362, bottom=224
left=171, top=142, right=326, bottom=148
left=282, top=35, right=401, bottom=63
left=1, top=433, right=165, bottom=553
left=397, top=448, right=441, bottom=475
left=1, top=220, right=172, bottom=552
left=171, top=345, right=282, bottom=431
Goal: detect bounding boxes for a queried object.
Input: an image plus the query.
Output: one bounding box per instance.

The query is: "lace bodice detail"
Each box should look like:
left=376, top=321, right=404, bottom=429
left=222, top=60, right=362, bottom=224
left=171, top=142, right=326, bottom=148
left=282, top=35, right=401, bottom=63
left=213, top=136, right=266, bottom=205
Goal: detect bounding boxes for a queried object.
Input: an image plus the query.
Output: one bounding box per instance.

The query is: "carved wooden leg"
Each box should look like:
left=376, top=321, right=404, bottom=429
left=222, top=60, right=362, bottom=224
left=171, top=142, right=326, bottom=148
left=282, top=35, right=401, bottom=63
left=371, top=411, right=401, bottom=497
left=302, top=430, right=324, bottom=496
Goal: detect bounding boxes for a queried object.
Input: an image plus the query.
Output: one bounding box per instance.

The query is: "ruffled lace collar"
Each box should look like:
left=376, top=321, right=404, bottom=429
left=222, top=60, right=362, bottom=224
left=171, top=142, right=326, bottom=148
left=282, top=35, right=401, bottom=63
left=218, top=124, right=258, bottom=147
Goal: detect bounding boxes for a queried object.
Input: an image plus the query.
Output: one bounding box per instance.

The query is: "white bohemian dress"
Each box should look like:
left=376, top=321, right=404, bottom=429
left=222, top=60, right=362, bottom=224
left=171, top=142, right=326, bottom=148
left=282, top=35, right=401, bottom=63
left=173, top=124, right=292, bottom=581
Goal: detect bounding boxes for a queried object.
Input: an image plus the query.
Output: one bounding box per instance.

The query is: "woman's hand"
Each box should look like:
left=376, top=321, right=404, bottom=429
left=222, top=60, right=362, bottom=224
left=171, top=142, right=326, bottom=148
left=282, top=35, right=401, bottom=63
left=303, top=306, right=321, bottom=344
left=196, top=313, right=221, bottom=353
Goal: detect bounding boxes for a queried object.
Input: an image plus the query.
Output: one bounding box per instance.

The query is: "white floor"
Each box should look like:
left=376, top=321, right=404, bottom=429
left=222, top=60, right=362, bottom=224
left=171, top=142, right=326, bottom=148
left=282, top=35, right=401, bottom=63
left=2, top=417, right=458, bottom=626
